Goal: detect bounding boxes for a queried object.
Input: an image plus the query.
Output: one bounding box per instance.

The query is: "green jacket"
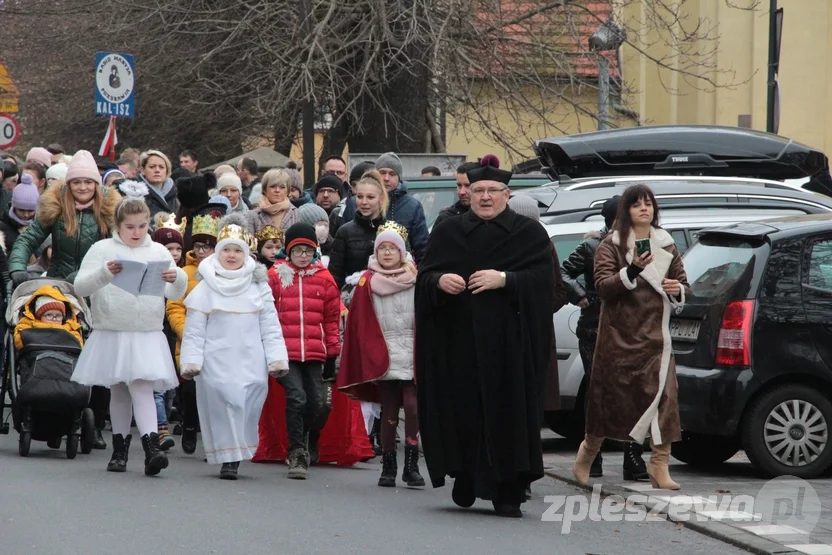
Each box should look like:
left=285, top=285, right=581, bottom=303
left=8, top=185, right=121, bottom=279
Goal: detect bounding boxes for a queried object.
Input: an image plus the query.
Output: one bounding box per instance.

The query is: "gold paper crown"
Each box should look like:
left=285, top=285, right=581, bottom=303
left=256, top=225, right=284, bottom=243
left=192, top=213, right=221, bottom=239
left=159, top=213, right=186, bottom=234
left=217, top=223, right=257, bottom=251
left=376, top=221, right=408, bottom=243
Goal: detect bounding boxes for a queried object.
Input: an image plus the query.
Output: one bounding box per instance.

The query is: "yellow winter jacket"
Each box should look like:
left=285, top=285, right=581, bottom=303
left=14, top=285, right=84, bottom=350
left=165, top=250, right=201, bottom=366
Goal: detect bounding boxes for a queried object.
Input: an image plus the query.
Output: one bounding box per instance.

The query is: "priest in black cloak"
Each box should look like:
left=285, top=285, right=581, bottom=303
left=414, top=154, right=555, bottom=518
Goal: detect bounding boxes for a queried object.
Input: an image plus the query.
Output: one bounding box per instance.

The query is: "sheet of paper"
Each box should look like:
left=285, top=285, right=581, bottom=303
left=111, top=256, right=147, bottom=296
left=139, top=260, right=171, bottom=297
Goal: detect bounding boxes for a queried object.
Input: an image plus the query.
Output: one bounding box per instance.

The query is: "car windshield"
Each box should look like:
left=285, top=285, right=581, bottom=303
left=682, top=238, right=762, bottom=299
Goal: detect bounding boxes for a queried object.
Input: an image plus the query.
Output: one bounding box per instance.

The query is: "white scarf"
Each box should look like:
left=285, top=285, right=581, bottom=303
left=198, top=255, right=256, bottom=298
left=185, top=255, right=265, bottom=315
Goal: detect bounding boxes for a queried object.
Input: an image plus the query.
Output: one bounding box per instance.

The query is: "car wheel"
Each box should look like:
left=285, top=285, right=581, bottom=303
left=544, top=410, right=584, bottom=441
left=671, top=432, right=739, bottom=466
left=743, top=384, right=832, bottom=478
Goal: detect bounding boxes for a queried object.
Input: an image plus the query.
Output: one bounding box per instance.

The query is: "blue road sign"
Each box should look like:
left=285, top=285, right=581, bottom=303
left=95, top=52, right=136, bottom=118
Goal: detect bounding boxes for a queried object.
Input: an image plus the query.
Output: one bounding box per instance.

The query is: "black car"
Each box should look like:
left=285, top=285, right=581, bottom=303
left=672, top=214, right=832, bottom=478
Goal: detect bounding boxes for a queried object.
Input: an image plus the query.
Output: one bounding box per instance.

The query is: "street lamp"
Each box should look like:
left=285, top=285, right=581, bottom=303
left=589, top=19, right=626, bottom=131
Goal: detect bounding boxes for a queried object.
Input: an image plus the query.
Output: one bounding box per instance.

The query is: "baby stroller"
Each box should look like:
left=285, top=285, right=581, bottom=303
left=0, top=279, right=95, bottom=458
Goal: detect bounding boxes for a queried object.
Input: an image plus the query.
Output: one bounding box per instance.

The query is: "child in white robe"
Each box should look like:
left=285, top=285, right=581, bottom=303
left=180, top=214, right=289, bottom=480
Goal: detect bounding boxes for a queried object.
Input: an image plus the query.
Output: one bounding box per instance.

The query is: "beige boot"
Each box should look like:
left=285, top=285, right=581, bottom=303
left=647, top=441, right=680, bottom=490
left=572, top=435, right=604, bottom=486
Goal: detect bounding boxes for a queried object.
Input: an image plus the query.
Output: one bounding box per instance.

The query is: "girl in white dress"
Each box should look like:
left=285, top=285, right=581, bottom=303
left=180, top=214, right=289, bottom=480
left=72, top=194, right=188, bottom=476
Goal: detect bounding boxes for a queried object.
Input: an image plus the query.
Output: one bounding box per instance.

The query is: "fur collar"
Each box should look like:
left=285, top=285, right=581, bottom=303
left=37, top=184, right=122, bottom=229
left=611, top=226, right=675, bottom=298
left=275, top=262, right=322, bottom=289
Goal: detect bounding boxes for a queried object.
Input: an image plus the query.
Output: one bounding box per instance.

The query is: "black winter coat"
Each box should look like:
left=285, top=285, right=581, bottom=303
left=0, top=209, right=26, bottom=253
left=432, top=200, right=469, bottom=230
left=329, top=213, right=386, bottom=289
left=560, top=228, right=606, bottom=340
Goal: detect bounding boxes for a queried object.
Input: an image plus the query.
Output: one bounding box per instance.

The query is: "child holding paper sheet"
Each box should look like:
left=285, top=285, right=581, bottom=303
left=71, top=192, right=188, bottom=477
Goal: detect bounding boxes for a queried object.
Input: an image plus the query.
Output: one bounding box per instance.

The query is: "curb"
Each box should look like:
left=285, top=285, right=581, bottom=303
left=544, top=468, right=805, bottom=555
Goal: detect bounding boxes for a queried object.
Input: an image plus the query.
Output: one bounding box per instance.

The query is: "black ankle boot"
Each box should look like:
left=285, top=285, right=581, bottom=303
left=378, top=452, right=397, bottom=487
left=220, top=461, right=240, bottom=480
left=589, top=451, right=603, bottom=478
left=141, top=433, right=169, bottom=476
left=402, top=445, right=425, bottom=487
left=181, top=427, right=197, bottom=454
left=93, top=427, right=107, bottom=450
left=622, top=442, right=649, bottom=481
left=452, top=475, right=475, bottom=508
left=107, top=434, right=131, bottom=472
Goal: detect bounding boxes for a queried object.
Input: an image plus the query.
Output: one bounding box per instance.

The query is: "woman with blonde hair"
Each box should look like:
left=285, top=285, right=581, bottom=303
left=328, top=170, right=390, bottom=289
left=139, top=149, right=178, bottom=217
left=247, top=168, right=298, bottom=233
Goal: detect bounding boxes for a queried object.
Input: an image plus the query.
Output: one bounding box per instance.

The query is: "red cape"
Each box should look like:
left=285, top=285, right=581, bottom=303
left=252, top=378, right=373, bottom=465
left=336, top=271, right=390, bottom=403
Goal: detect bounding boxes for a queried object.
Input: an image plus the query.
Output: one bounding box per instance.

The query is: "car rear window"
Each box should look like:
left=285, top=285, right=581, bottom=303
left=682, top=237, right=764, bottom=299
left=412, top=190, right=458, bottom=228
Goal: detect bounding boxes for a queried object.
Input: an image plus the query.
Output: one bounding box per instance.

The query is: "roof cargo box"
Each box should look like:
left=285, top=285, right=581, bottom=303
left=534, top=125, right=830, bottom=183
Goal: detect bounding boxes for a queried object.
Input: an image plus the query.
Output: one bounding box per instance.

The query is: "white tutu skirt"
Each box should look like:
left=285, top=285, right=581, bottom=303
left=71, top=330, right=179, bottom=391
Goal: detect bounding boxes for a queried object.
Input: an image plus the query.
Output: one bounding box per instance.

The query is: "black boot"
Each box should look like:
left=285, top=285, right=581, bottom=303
left=622, top=442, right=649, bottom=481
left=107, top=434, right=131, bottom=472
left=220, top=461, right=240, bottom=480
left=589, top=451, right=603, bottom=478
left=181, top=427, right=197, bottom=454
left=93, top=427, right=107, bottom=450
left=402, top=445, right=425, bottom=487
left=452, top=475, right=475, bottom=508
left=141, top=433, right=169, bottom=476
left=378, top=452, right=397, bottom=487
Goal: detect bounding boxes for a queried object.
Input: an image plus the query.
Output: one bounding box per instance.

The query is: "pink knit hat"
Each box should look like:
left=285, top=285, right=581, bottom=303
left=26, top=147, right=52, bottom=168
left=65, top=150, right=102, bottom=185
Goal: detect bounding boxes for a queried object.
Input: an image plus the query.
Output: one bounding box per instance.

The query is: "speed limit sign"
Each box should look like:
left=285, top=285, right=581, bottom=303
left=0, top=114, right=20, bottom=149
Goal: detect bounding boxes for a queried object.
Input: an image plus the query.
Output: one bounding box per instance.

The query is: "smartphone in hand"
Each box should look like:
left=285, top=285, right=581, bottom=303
left=635, top=238, right=651, bottom=257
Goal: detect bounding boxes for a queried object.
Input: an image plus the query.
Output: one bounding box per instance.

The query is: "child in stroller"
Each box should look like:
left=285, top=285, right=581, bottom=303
left=5, top=281, right=95, bottom=458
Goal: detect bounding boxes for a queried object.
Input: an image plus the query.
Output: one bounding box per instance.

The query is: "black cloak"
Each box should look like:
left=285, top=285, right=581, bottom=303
left=415, top=207, right=555, bottom=501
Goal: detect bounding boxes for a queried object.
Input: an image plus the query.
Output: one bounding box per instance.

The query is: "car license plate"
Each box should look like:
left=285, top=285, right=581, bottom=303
left=670, top=319, right=700, bottom=342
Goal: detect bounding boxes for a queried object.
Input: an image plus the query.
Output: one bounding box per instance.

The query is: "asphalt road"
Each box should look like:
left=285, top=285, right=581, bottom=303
left=0, top=431, right=752, bottom=555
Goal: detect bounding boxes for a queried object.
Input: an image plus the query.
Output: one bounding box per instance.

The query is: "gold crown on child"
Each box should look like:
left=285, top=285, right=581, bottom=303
left=159, top=213, right=186, bottom=234
left=376, top=221, right=408, bottom=242
left=192, top=213, right=221, bottom=238
left=256, top=225, right=284, bottom=242
left=218, top=223, right=257, bottom=250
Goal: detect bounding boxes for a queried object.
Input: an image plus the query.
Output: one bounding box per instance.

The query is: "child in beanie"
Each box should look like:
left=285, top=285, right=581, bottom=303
left=337, top=221, right=423, bottom=488
left=14, top=286, right=83, bottom=350
left=11, top=174, right=40, bottom=224
left=268, top=223, right=341, bottom=480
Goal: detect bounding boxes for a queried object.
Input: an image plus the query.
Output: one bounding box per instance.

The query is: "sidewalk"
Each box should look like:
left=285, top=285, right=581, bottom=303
left=541, top=436, right=832, bottom=555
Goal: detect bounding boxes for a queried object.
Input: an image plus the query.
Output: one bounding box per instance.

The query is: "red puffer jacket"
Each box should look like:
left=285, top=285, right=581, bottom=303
left=269, top=260, right=342, bottom=362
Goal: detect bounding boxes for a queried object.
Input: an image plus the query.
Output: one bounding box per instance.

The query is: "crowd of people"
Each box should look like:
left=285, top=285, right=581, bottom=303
left=0, top=142, right=690, bottom=518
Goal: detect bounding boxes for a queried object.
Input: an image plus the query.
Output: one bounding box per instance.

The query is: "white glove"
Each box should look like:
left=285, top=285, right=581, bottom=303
left=181, top=364, right=201, bottom=380
left=268, top=360, right=290, bottom=379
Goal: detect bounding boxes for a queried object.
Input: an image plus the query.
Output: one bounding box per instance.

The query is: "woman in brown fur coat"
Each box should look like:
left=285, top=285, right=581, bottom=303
left=572, top=184, right=690, bottom=490
left=8, top=150, right=122, bottom=284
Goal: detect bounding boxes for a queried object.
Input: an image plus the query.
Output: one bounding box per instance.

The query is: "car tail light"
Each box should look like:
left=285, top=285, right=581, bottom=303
left=715, top=300, right=754, bottom=367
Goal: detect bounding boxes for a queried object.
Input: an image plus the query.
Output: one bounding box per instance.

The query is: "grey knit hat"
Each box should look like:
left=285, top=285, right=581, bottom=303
left=296, top=203, right=329, bottom=226
left=375, top=152, right=403, bottom=178
left=509, top=195, right=540, bottom=221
